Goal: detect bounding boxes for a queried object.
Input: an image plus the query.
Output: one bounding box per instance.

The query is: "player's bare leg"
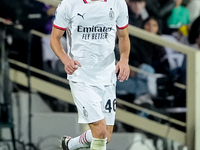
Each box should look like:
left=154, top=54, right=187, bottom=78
left=60, top=121, right=114, bottom=150
left=60, top=130, right=92, bottom=150
left=89, top=119, right=107, bottom=150
left=89, top=119, right=107, bottom=139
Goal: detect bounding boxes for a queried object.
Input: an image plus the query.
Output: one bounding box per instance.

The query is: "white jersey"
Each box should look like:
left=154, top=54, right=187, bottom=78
left=53, top=0, right=129, bottom=85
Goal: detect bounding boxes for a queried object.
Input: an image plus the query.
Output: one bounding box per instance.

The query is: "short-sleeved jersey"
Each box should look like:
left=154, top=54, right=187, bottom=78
left=53, top=0, right=129, bottom=85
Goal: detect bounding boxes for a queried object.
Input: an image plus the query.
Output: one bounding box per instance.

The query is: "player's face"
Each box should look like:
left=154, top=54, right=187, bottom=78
left=144, top=19, right=159, bottom=34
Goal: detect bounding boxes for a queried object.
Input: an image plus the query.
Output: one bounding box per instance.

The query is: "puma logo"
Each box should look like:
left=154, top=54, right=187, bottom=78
left=77, top=13, right=85, bottom=19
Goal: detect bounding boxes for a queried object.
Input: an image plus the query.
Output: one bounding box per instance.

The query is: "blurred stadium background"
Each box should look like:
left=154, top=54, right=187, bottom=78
left=0, top=0, right=200, bottom=150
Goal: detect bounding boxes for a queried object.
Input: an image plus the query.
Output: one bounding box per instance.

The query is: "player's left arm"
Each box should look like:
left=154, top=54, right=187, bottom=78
left=115, top=26, right=130, bottom=82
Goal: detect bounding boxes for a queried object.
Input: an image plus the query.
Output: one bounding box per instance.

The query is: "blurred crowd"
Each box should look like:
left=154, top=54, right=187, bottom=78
left=115, top=0, right=200, bottom=134
left=116, top=0, right=200, bottom=109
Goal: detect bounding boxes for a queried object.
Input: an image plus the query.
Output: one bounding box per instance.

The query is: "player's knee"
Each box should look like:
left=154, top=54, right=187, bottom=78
left=98, top=129, right=107, bottom=139
left=90, top=120, right=107, bottom=139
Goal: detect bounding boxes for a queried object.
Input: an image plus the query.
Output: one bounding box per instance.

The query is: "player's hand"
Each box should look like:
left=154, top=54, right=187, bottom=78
left=115, top=59, right=130, bottom=82
left=63, top=57, right=81, bottom=75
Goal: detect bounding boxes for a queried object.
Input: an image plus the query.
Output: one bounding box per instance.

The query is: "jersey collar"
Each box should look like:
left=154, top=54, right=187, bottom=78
left=83, top=0, right=107, bottom=4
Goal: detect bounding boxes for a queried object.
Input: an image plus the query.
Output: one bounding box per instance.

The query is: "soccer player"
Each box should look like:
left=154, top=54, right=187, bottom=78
left=50, top=0, right=130, bottom=149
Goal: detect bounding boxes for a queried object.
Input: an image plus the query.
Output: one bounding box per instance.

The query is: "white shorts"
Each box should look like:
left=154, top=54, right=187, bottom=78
left=69, top=81, right=116, bottom=125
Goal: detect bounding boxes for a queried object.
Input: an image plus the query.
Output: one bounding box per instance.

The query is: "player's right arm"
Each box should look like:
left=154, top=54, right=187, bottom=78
left=50, top=27, right=81, bottom=75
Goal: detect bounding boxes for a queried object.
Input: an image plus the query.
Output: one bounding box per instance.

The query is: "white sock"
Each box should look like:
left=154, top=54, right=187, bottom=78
left=68, top=130, right=93, bottom=150
left=90, top=138, right=107, bottom=150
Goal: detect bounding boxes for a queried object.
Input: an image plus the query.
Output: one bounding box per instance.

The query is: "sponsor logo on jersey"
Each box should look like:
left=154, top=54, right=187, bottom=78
left=77, top=25, right=112, bottom=33
left=77, top=25, right=112, bottom=40
left=77, top=13, right=85, bottom=19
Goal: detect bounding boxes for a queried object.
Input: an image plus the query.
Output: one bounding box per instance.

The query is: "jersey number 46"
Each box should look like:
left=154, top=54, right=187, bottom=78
left=105, top=99, right=116, bottom=113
